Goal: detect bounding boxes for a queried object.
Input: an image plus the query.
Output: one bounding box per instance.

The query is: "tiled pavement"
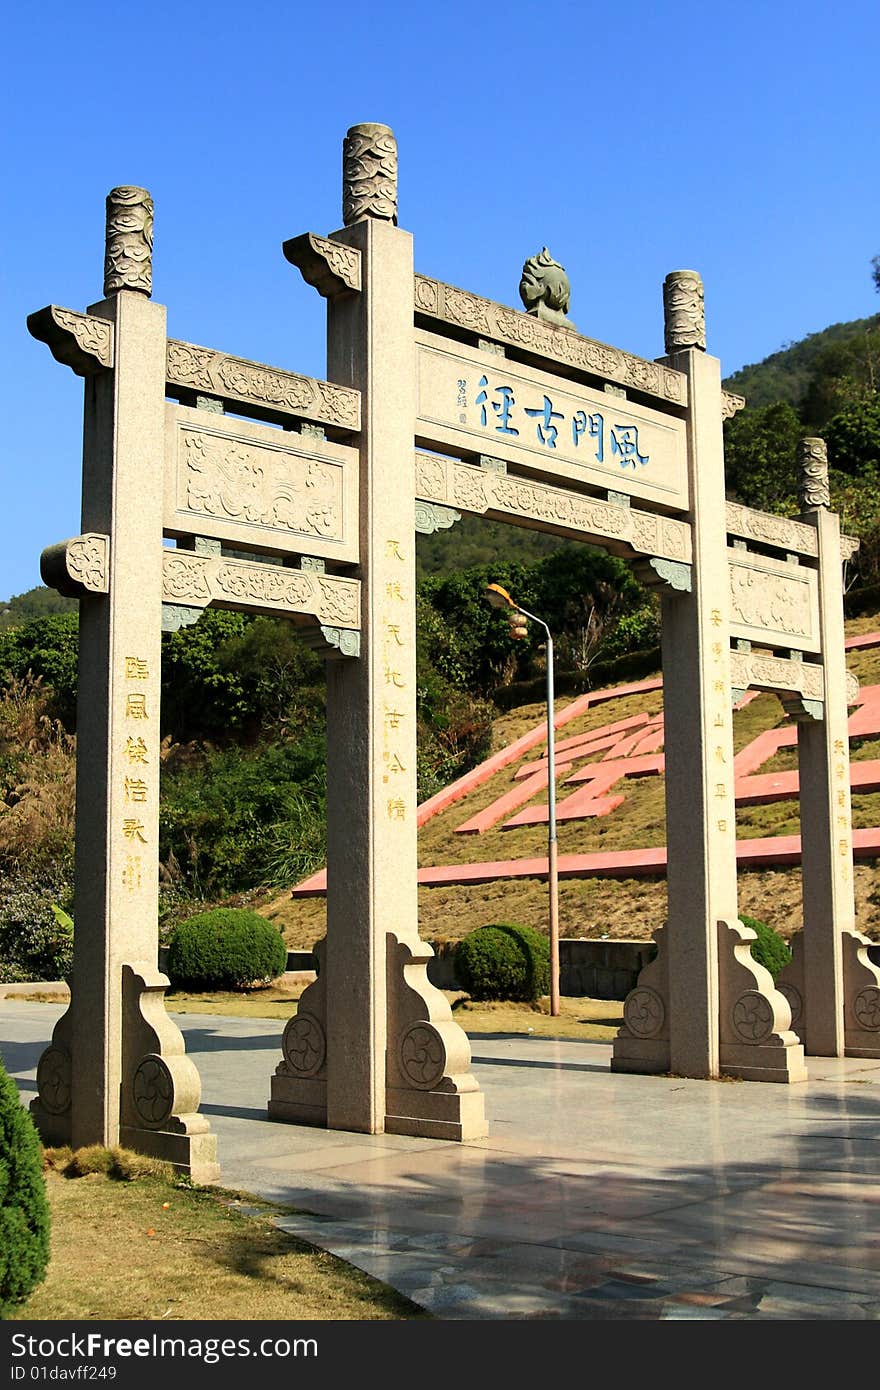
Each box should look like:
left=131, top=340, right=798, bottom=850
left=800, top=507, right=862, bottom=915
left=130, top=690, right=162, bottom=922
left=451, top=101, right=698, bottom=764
left=3, top=1002, right=879, bottom=1320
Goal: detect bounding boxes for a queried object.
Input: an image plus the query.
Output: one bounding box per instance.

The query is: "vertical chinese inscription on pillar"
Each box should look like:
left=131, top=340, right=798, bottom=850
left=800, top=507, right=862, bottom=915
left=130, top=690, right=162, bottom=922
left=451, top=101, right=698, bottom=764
left=833, top=736, right=853, bottom=884
left=709, top=608, right=734, bottom=838
left=121, top=655, right=153, bottom=894
left=382, top=539, right=410, bottom=823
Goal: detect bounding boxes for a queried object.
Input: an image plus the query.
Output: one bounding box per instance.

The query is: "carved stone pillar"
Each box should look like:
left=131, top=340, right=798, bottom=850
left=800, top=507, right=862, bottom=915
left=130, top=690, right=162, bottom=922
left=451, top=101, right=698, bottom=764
left=272, top=125, right=486, bottom=1139
left=30, top=190, right=217, bottom=1180
left=777, top=437, right=878, bottom=1057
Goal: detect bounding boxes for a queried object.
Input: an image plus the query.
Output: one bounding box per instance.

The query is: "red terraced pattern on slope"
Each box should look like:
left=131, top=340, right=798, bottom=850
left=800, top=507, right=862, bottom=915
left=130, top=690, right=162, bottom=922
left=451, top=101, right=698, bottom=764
left=291, top=644, right=880, bottom=896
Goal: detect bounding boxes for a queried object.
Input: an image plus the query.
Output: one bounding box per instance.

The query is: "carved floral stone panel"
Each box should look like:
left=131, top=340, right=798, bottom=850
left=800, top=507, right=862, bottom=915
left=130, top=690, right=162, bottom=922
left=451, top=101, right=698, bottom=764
left=164, top=405, right=359, bottom=563
left=727, top=549, right=820, bottom=653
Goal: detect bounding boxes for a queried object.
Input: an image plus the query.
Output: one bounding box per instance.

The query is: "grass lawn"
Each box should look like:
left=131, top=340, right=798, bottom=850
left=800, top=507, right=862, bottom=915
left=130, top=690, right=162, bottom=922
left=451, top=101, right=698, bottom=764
left=12, top=1149, right=426, bottom=1322
left=161, top=983, right=625, bottom=1042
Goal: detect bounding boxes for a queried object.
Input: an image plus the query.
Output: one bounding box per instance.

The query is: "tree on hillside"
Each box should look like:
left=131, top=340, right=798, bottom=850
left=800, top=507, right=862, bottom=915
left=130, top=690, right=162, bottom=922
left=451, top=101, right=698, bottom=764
left=723, top=401, right=803, bottom=512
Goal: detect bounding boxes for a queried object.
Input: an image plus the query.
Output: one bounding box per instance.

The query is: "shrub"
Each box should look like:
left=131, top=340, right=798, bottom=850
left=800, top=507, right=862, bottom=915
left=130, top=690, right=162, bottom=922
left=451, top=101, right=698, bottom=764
left=166, top=908, right=287, bottom=990
left=740, top=914, right=792, bottom=981
left=0, top=1056, right=50, bottom=1316
left=0, top=867, right=74, bottom=982
left=454, top=923, right=550, bottom=1003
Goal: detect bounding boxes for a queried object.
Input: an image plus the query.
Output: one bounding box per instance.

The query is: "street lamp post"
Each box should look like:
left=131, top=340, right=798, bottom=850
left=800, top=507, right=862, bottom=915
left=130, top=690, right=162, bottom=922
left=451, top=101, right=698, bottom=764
left=485, top=584, right=560, bottom=1016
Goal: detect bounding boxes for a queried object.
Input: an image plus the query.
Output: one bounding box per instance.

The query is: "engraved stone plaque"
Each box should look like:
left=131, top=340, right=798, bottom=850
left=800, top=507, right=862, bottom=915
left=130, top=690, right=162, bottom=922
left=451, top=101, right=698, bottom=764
left=415, top=334, right=689, bottom=512
left=727, top=549, right=820, bottom=654
left=163, top=405, right=359, bottom=563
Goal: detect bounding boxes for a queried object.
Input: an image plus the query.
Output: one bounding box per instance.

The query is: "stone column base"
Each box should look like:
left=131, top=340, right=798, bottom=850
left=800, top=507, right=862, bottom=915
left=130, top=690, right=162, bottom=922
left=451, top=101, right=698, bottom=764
left=386, top=1082, right=487, bottom=1141
left=268, top=1073, right=327, bottom=1126
left=268, top=940, right=329, bottom=1124
left=31, top=1001, right=73, bottom=1146
left=119, top=1121, right=219, bottom=1184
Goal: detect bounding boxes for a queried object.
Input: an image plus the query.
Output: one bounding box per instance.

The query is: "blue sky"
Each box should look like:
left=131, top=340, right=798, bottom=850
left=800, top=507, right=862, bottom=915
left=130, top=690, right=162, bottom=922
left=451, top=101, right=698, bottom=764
left=2, top=0, right=878, bottom=599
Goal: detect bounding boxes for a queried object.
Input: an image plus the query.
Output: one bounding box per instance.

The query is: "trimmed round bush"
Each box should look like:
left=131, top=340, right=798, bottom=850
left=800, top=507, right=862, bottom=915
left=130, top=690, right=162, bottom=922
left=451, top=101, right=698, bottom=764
left=166, top=908, right=287, bottom=990
left=0, top=1056, right=50, bottom=1317
left=740, top=914, right=792, bottom=981
left=454, top=922, right=550, bottom=1002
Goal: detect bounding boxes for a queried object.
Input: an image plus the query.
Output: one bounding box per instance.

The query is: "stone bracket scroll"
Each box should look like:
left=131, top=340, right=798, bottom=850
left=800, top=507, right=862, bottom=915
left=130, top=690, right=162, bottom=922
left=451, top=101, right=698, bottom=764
left=27, top=306, right=114, bottom=377
left=283, top=233, right=362, bottom=299
left=40, top=534, right=109, bottom=599
left=637, top=558, right=693, bottom=593
left=306, top=626, right=361, bottom=658
left=414, top=501, right=462, bottom=536
left=721, top=391, right=746, bottom=420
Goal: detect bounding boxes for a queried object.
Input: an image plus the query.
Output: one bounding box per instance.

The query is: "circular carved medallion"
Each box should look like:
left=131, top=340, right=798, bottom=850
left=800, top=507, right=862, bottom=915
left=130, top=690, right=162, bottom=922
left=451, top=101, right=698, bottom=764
left=623, top=988, right=665, bottom=1038
left=398, top=1023, right=446, bottom=1090
left=36, top=1046, right=72, bottom=1115
left=776, top=982, right=803, bottom=1030
left=732, top=991, right=775, bottom=1044
left=133, top=1056, right=175, bottom=1127
left=853, top=987, right=880, bottom=1032
left=282, top=1013, right=326, bottom=1077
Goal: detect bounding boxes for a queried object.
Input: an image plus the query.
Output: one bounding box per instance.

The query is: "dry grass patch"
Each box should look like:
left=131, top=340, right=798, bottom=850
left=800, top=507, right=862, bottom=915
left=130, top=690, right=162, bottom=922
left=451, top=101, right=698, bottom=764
left=450, top=994, right=624, bottom=1041
left=14, top=1152, right=424, bottom=1322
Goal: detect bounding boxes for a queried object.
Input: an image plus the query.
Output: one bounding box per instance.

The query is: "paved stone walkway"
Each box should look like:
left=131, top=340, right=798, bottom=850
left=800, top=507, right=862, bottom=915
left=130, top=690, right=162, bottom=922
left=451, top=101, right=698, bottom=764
left=3, top=1002, right=879, bottom=1320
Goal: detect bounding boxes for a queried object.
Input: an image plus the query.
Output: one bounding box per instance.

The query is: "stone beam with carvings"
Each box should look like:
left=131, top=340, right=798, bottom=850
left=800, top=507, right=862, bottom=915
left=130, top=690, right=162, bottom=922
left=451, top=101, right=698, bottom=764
left=725, top=500, right=858, bottom=563
left=165, top=340, right=361, bottom=435
left=27, top=307, right=114, bottom=377
left=162, top=548, right=360, bottom=642
left=414, top=451, right=693, bottom=565
left=413, top=274, right=688, bottom=409
left=729, top=648, right=859, bottom=706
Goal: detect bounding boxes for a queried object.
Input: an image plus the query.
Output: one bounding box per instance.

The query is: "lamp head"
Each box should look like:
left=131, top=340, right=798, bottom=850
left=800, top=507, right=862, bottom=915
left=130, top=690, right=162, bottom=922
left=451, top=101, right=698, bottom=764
left=485, top=582, right=515, bottom=610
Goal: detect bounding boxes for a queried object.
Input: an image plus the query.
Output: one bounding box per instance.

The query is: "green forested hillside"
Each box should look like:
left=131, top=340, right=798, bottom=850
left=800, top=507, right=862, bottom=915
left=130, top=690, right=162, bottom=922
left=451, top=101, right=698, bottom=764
left=0, top=586, right=75, bottom=630
left=723, top=314, right=880, bottom=419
